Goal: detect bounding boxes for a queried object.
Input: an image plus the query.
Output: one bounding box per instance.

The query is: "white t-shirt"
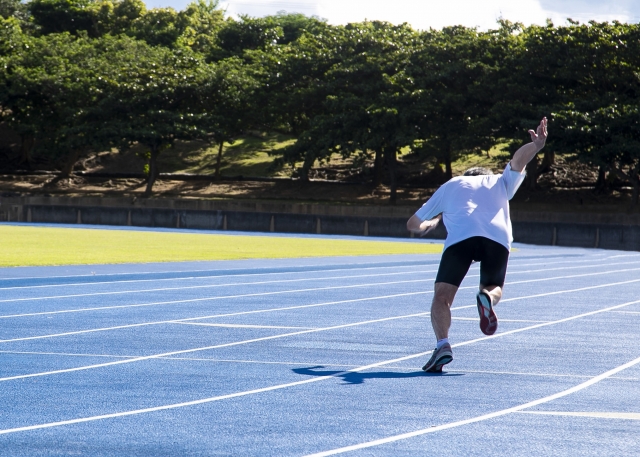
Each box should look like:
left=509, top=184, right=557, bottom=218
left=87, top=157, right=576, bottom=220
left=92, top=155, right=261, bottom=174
left=414, top=163, right=525, bottom=251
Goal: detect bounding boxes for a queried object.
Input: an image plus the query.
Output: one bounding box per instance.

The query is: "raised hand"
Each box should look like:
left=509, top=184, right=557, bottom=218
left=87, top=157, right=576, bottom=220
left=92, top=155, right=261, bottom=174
left=528, top=117, right=548, bottom=151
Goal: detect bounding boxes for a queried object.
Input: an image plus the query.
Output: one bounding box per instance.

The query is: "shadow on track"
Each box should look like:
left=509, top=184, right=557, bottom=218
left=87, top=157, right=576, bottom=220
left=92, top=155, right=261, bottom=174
left=292, top=366, right=464, bottom=384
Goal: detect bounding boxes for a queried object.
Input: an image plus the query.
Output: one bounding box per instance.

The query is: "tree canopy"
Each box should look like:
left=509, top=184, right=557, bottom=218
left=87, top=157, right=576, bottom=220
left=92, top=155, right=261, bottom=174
left=1, top=2, right=639, bottom=202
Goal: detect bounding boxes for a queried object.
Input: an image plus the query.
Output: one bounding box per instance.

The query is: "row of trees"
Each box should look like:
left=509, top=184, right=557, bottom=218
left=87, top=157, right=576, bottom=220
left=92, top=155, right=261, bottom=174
left=1, top=0, right=639, bottom=203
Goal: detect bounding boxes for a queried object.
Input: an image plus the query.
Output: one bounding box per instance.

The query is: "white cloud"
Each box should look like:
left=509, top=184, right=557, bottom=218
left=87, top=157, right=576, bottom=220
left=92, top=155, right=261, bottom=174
left=146, top=0, right=640, bottom=30
left=222, top=0, right=320, bottom=18
left=539, top=0, right=640, bottom=23
left=318, top=0, right=550, bottom=30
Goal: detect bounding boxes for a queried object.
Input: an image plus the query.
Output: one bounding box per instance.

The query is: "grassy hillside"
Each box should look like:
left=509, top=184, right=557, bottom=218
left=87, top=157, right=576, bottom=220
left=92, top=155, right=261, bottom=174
left=89, top=132, right=512, bottom=184
left=3, top=129, right=632, bottom=211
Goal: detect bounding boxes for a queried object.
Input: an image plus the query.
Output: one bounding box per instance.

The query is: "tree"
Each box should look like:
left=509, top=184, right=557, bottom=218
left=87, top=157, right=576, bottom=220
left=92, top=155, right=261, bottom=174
left=26, top=0, right=148, bottom=38
left=551, top=21, right=640, bottom=202
left=0, top=30, right=116, bottom=173
left=90, top=0, right=146, bottom=38
left=0, top=15, right=24, bottom=56
left=27, top=0, right=96, bottom=35
left=0, top=17, right=32, bottom=166
left=128, top=6, right=184, bottom=47
left=272, top=21, right=419, bottom=203
left=176, top=0, right=225, bottom=53
left=408, top=25, right=505, bottom=180
left=211, top=15, right=282, bottom=61
left=192, top=57, right=259, bottom=178
left=486, top=20, right=583, bottom=188
left=1, top=0, right=28, bottom=20
left=251, top=19, right=337, bottom=137
left=26, top=0, right=226, bottom=49
left=92, top=37, right=210, bottom=195
left=0, top=23, right=56, bottom=168
left=268, top=11, right=326, bottom=44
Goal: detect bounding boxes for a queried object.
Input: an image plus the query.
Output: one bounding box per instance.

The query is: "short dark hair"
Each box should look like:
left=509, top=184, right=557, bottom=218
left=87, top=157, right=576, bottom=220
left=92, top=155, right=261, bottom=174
left=463, top=167, right=494, bottom=176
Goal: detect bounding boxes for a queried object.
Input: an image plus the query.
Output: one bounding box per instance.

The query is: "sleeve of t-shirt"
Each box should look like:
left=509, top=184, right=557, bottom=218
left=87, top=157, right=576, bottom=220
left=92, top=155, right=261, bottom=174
left=501, top=162, right=526, bottom=200
left=414, top=183, right=446, bottom=221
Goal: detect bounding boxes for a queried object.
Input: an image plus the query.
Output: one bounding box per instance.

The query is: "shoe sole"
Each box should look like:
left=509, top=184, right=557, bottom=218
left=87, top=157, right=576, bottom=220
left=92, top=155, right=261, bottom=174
left=476, top=292, right=498, bottom=335
left=422, top=353, right=453, bottom=373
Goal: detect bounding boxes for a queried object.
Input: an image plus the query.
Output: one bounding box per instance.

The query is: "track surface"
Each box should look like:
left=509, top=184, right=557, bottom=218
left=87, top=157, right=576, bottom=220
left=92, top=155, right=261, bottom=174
left=1, top=231, right=639, bottom=456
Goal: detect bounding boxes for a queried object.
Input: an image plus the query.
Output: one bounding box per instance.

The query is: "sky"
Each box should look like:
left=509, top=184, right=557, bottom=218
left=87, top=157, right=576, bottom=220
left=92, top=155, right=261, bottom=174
left=143, top=0, right=640, bottom=31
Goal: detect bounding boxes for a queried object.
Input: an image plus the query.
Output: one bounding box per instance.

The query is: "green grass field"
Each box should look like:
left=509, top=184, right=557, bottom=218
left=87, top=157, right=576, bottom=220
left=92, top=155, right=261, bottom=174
left=0, top=225, right=442, bottom=267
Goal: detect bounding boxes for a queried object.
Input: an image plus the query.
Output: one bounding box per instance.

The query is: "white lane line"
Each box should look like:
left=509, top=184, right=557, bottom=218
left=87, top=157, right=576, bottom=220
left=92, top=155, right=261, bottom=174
left=172, top=323, right=315, bottom=330
left=4, top=261, right=638, bottom=304
left=498, top=278, right=640, bottom=304
left=0, top=256, right=445, bottom=282
left=0, top=310, right=433, bottom=382
left=0, top=350, right=134, bottom=359
left=0, top=279, right=436, bottom=320
left=0, top=350, right=437, bottom=436
left=4, top=265, right=640, bottom=322
left=2, top=350, right=639, bottom=381
left=0, top=275, right=434, bottom=304
left=0, top=254, right=618, bottom=291
left=446, top=369, right=639, bottom=381
left=448, top=299, right=640, bottom=350
left=0, top=249, right=612, bottom=287
left=2, top=294, right=639, bottom=382
left=304, top=355, right=640, bottom=456
left=3, top=276, right=639, bottom=344
left=0, top=265, right=435, bottom=292
left=1, top=299, right=639, bottom=436
left=517, top=411, right=640, bottom=420
left=451, top=317, right=550, bottom=323
left=505, top=269, right=640, bottom=287
left=0, top=291, right=428, bottom=343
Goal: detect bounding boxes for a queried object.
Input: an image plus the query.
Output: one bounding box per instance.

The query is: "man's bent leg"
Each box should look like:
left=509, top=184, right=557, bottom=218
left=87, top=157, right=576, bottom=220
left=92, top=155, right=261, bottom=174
left=476, top=284, right=501, bottom=336
left=476, top=238, right=509, bottom=335
left=431, top=282, right=458, bottom=340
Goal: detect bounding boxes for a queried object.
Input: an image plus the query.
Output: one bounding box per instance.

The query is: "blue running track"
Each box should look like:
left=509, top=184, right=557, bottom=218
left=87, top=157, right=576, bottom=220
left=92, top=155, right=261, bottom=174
left=1, top=227, right=639, bottom=456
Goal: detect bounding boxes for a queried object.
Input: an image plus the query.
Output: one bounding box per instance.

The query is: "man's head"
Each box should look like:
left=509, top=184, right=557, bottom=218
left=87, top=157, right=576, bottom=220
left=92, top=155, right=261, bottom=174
left=463, top=167, right=494, bottom=176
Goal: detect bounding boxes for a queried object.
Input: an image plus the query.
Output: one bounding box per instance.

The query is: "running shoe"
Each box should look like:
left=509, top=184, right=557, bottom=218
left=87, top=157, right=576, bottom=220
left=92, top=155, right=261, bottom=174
left=476, top=291, right=498, bottom=335
left=422, top=343, right=453, bottom=372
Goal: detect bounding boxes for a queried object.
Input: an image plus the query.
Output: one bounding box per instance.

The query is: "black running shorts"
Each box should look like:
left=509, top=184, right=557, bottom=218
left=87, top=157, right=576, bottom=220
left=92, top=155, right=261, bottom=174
left=435, top=236, right=509, bottom=288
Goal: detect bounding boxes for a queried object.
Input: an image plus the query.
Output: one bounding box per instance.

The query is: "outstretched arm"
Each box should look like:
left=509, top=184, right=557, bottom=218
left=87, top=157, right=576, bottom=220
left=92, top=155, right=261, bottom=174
left=510, top=117, right=548, bottom=172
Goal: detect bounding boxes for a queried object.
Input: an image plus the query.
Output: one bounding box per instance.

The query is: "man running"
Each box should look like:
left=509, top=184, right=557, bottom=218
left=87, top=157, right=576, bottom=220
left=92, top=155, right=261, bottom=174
left=407, top=117, right=548, bottom=372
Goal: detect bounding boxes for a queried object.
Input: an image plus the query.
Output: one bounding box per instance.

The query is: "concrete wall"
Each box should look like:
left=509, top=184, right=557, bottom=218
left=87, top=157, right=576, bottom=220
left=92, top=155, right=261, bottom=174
left=0, top=197, right=638, bottom=251
left=511, top=221, right=640, bottom=250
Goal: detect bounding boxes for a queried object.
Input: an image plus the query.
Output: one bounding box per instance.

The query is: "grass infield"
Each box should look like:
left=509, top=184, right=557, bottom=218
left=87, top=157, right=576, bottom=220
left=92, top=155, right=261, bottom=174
left=0, top=225, right=442, bottom=267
